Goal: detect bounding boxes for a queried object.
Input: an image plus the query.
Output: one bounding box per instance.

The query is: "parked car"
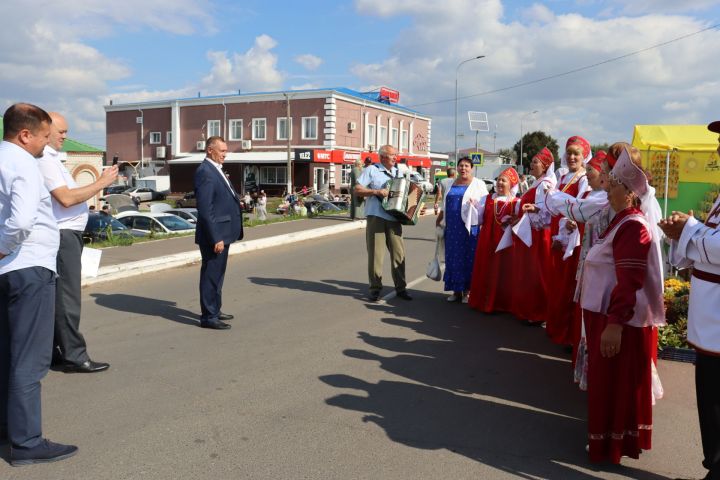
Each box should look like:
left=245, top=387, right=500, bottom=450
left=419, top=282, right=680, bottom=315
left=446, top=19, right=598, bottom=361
left=409, top=172, right=434, bottom=193
left=115, top=212, right=195, bottom=235
left=82, top=213, right=146, bottom=244
left=175, top=192, right=196, bottom=208
left=103, top=185, right=129, bottom=196
left=480, top=178, right=495, bottom=194
left=164, top=208, right=199, bottom=224
left=123, top=187, right=166, bottom=202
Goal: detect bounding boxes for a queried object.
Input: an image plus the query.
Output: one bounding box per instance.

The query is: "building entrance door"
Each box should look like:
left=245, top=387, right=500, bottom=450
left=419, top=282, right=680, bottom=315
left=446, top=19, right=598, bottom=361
left=313, top=167, right=329, bottom=194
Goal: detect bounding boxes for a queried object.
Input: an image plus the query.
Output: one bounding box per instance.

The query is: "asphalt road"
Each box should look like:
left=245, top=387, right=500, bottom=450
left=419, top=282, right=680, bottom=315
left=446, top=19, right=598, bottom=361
left=1, top=217, right=706, bottom=479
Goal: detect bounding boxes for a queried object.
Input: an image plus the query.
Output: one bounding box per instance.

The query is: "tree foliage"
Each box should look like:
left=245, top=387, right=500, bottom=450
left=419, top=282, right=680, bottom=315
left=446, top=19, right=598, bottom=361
left=592, top=143, right=610, bottom=154
left=496, top=148, right=515, bottom=163
left=512, top=131, right=559, bottom=172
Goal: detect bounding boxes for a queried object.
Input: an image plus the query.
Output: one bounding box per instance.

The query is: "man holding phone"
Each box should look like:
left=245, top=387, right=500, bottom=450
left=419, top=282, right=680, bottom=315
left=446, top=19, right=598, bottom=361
left=37, top=112, right=118, bottom=373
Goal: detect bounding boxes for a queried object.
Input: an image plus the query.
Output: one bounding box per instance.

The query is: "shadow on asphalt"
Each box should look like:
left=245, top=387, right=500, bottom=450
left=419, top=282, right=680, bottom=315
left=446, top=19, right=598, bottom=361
left=90, top=293, right=200, bottom=327
left=319, top=290, right=672, bottom=480
left=247, top=277, right=369, bottom=300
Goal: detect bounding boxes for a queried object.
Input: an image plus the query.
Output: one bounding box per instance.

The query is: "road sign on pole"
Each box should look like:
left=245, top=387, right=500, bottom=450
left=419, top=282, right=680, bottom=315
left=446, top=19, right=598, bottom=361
left=470, top=152, right=484, bottom=165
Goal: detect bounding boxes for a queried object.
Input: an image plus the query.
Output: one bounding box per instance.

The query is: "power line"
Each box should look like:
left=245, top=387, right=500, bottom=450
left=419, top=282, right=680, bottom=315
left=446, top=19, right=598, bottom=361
left=408, top=22, right=720, bottom=109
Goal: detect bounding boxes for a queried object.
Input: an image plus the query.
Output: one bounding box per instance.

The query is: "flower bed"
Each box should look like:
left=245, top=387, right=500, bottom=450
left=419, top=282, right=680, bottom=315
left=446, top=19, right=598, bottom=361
left=659, top=277, right=690, bottom=351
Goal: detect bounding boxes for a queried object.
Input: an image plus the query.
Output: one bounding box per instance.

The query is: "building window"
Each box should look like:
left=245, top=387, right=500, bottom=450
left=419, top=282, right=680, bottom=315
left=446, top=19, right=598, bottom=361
left=260, top=166, right=288, bottom=185
left=207, top=120, right=221, bottom=138
left=379, top=126, right=388, bottom=146
left=366, top=124, right=376, bottom=149
left=277, top=117, right=293, bottom=140
left=149, top=132, right=161, bottom=144
left=341, top=164, right=352, bottom=185
left=302, top=117, right=318, bottom=140
left=252, top=118, right=266, bottom=140
left=229, top=119, right=243, bottom=141
left=391, top=128, right=399, bottom=148
left=401, top=130, right=408, bottom=151
left=166, top=131, right=173, bottom=145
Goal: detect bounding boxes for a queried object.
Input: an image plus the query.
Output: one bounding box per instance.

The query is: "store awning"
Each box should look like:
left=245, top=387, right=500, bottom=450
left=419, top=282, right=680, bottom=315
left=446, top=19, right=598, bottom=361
left=632, top=125, right=718, bottom=152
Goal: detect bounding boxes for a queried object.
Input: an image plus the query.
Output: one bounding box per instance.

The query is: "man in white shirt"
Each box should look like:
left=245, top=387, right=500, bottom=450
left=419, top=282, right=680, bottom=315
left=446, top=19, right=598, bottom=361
left=37, top=112, right=118, bottom=373
left=0, top=103, right=78, bottom=465
left=661, top=120, right=720, bottom=480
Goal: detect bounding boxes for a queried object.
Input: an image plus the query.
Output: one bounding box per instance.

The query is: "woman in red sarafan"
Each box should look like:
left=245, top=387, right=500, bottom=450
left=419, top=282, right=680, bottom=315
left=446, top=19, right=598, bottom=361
left=468, top=167, right=521, bottom=313
left=545, top=136, right=591, bottom=347
left=580, top=146, right=665, bottom=464
left=511, top=148, right=556, bottom=325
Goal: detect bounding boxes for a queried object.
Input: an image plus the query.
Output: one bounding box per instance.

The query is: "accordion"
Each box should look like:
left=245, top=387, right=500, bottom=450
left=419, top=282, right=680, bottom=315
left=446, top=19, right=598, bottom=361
left=382, top=176, right=425, bottom=225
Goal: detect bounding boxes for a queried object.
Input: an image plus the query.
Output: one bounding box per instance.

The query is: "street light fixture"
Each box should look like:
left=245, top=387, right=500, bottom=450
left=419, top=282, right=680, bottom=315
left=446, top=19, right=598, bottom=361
left=519, top=110, right=538, bottom=170
left=455, top=55, right=485, bottom=163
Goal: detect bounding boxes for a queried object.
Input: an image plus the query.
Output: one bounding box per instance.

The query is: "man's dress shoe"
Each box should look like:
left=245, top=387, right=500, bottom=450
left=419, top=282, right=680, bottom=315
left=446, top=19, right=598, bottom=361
left=10, top=439, right=78, bottom=466
left=200, top=320, right=231, bottom=330
left=218, top=313, right=234, bottom=321
left=396, top=290, right=413, bottom=301
left=63, top=360, right=110, bottom=373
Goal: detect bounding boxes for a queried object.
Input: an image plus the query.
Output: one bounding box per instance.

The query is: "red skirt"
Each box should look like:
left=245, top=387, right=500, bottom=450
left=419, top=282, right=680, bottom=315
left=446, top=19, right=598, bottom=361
left=585, top=310, right=654, bottom=464
left=468, top=221, right=515, bottom=313
left=546, top=216, right=583, bottom=345
left=510, top=227, right=552, bottom=323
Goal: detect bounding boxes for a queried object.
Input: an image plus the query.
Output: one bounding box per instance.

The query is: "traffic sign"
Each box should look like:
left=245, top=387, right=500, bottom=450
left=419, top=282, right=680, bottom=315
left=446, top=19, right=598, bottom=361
left=470, top=152, right=484, bottom=165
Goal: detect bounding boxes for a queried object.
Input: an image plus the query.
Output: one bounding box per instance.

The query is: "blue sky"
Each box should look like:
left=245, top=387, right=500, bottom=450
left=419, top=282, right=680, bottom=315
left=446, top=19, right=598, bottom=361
left=2, top=0, right=719, bottom=152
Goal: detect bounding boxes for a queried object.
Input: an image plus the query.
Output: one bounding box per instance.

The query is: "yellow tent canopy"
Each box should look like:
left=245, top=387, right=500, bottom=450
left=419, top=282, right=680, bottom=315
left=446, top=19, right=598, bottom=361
left=632, top=125, right=718, bottom=152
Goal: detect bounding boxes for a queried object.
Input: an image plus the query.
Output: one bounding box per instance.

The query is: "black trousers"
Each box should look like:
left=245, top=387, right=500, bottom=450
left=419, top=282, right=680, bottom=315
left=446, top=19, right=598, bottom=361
left=0, top=267, right=55, bottom=448
left=697, top=352, right=720, bottom=480
left=199, top=243, right=229, bottom=323
left=54, top=229, right=89, bottom=365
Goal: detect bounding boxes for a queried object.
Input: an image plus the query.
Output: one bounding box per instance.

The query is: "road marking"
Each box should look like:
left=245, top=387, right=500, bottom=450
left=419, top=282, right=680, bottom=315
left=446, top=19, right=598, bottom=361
left=380, top=274, right=429, bottom=301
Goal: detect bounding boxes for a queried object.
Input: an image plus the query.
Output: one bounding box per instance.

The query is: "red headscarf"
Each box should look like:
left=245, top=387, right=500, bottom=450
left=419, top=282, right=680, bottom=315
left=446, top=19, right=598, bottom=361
left=533, top=147, right=554, bottom=169
left=587, top=151, right=606, bottom=173
left=605, top=151, right=618, bottom=168
left=566, top=136, right=591, bottom=160
left=499, top=167, right=519, bottom=187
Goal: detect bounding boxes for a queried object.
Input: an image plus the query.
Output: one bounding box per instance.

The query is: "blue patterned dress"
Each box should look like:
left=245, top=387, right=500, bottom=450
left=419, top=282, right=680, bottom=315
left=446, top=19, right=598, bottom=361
left=443, top=184, right=479, bottom=292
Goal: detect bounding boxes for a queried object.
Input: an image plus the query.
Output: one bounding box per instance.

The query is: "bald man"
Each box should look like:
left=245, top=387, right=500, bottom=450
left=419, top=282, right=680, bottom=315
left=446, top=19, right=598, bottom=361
left=37, top=112, right=118, bottom=373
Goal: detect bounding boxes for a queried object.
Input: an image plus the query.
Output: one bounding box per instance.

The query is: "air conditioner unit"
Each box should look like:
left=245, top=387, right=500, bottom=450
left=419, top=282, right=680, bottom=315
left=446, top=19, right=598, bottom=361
left=241, top=140, right=252, bottom=150
left=348, top=121, right=357, bottom=131
left=196, top=141, right=206, bottom=151
left=155, top=146, right=166, bottom=159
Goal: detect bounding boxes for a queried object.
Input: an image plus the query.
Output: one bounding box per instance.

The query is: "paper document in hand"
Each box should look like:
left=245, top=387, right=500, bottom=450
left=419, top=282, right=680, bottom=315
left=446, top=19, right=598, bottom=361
left=81, top=247, right=103, bottom=278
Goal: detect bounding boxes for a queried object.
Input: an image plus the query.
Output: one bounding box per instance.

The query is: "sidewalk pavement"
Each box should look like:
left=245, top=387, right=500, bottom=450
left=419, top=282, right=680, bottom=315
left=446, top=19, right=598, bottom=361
left=83, top=216, right=367, bottom=287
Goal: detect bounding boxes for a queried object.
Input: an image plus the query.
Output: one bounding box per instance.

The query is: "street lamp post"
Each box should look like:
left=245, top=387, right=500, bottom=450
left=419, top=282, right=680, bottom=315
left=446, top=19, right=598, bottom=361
left=519, top=110, right=538, bottom=170
left=455, top=55, right=485, bottom=164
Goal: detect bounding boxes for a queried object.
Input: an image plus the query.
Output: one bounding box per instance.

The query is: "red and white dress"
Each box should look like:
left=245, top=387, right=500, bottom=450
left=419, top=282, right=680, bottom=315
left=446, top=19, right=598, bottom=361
left=545, top=170, right=588, bottom=345
left=510, top=179, right=554, bottom=323
left=468, top=194, right=520, bottom=313
left=580, top=207, right=665, bottom=463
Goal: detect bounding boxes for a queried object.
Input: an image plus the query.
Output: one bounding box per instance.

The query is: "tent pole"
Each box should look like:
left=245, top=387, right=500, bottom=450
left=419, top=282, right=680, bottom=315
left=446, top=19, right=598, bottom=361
left=664, top=149, right=670, bottom=217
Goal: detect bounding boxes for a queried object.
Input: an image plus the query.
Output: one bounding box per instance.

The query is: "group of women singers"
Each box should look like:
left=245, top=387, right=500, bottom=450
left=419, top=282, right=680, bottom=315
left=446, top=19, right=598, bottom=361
left=436, top=137, right=666, bottom=465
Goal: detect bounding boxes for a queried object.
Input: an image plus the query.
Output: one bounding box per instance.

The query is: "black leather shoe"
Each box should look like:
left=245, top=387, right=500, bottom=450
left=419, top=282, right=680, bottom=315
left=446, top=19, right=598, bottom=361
left=218, top=313, right=234, bottom=321
left=63, top=360, right=110, bottom=373
left=396, top=290, right=413, bottom=301
left=201, top=320, right=231, bottom=330
left=10, top=439, right=78, bottom=466
left=368, top=291, right=380, bottom=302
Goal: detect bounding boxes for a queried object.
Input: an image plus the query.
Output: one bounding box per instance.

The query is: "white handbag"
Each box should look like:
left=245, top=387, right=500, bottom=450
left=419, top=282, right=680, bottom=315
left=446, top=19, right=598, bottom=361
left=426, top=226, right=445, bottom=281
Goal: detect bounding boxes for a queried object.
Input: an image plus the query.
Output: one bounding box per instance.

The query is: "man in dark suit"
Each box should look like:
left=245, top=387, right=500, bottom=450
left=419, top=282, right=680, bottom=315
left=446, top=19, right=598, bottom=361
left=194, top=136, right=243, bottom=330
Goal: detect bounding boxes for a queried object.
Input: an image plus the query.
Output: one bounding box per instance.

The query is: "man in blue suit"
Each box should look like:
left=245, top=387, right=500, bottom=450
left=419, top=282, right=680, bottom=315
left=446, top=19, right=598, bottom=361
left=194, top=136, right=243, bottom=330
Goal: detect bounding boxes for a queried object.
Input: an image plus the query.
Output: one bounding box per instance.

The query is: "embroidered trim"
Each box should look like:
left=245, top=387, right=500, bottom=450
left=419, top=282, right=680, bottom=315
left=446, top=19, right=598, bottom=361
left=560, top=170, right=584, bottom=193
left=588, top=425, right=652, bottom=441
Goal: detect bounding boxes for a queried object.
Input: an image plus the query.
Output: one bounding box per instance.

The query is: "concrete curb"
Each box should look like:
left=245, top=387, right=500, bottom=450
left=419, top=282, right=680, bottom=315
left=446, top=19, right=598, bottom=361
left=82, top=220, right=367, bottom=287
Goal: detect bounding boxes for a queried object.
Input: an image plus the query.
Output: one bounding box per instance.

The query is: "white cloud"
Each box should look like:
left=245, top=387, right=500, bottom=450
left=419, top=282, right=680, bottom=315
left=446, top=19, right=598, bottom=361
left=351, top=0, right=720, bottom=152
left=200, top=35, right=284, bottom=93
left=610, top=0, right=720, bottom=15
left=290, top=83, right=321, bottom=90
left=294, top=54, right=323, bottom=71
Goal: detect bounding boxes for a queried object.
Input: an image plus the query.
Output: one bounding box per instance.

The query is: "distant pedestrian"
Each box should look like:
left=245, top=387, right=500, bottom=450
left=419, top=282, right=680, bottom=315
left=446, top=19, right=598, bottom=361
left=89, top=205, right=96, bottom=211
left=350, top=159, right=366, bottom=220
left=100, top=204, right=111, bottom=216
left=434, top=167, right=456, bottom=214
left=256, top=190, right=268, bottom=221
left=518, top=174, right=530, bottom=195
left=37, top=112, right=118, bottom=373
left=0, top=103, right=79, bottom=465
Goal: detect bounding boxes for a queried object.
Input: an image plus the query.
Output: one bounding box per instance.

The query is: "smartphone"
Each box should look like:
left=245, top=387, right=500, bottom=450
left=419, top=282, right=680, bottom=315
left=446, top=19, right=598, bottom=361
left=112, top=155, right=119, bottom=166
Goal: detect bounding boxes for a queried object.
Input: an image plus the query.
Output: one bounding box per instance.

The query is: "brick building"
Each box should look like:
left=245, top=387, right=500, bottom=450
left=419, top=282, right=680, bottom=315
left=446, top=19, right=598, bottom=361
left=105, top=87, right=433, bottom=195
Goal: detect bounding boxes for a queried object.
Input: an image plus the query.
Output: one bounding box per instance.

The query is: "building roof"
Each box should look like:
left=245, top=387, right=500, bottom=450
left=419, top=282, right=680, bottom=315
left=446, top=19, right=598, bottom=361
left=106, top=87, right=429, bottom=118
left=0, top=116, right=102, bottom=153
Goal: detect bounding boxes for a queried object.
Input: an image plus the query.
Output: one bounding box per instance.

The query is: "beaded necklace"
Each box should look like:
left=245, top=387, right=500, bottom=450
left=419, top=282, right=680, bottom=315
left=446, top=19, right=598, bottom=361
left=493, top=195, right=516, bottom=225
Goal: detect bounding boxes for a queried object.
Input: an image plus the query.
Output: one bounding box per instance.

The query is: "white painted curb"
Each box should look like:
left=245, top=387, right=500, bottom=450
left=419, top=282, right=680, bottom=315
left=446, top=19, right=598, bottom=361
left=82, top=220, right=366, bottom=287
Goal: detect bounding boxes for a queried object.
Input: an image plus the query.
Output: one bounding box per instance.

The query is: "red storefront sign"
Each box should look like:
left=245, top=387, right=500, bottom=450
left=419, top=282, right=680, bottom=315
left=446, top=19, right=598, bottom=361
left=378, top=87, right=400, bottom=104
left=300, top=149, right=429, bottom=168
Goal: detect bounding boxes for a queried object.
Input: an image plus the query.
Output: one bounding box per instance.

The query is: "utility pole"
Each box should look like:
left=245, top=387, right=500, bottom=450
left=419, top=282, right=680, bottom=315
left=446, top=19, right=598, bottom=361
left=283, top=93, right=292, bottom=196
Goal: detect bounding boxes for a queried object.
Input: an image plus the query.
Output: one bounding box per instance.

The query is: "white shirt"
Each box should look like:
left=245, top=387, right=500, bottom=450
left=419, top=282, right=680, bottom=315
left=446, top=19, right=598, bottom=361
left=207, top=158, right=235, bottom=195
left=0, top=141, right=59, bottom=275
left=669, top=197, right=720, bottom=353
left=37, top=145, right=88, bottom=231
